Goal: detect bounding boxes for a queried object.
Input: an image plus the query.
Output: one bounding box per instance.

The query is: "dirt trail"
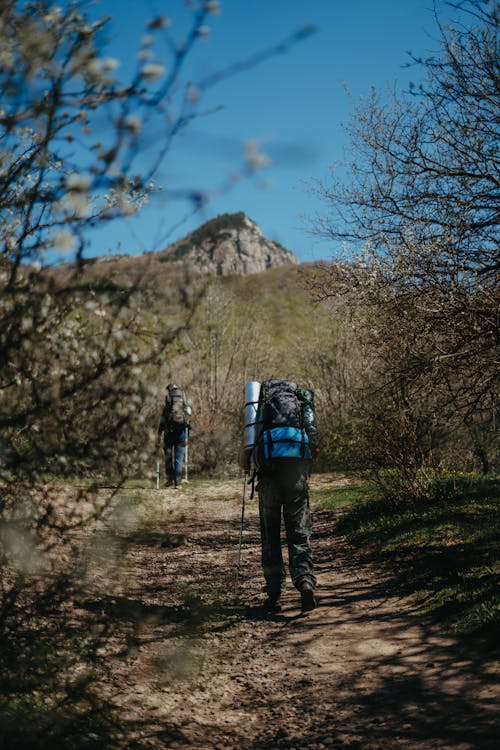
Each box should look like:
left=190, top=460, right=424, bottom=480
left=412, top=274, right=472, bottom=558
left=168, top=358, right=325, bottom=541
left=105, top=475, right=498, bottom=750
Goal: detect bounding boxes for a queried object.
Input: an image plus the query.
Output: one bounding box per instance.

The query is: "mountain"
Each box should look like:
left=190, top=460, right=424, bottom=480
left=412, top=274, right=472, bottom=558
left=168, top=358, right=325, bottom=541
left=156, top=211, right=297, bottom=275
left=50, top=212, right=297, bottom=289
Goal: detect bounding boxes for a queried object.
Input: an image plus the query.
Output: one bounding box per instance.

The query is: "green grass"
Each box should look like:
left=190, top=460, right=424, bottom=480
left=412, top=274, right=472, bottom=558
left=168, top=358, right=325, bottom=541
left=333, top=474, right=499, bottom=647
left=311, top=480, right=376, bottom=510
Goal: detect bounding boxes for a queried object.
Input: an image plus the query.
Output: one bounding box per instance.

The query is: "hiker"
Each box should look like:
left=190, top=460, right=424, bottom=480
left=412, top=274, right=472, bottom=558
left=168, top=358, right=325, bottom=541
left=250, top=379, right=320, bottom=614
left=158, top=384, right=192, bottom=489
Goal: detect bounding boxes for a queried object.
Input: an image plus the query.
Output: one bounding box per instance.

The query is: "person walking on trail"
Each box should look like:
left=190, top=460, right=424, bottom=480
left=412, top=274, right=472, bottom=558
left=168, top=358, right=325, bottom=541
left=250, top=379, right=320, bottom=614
left=158, top=383, right=191, bottom=489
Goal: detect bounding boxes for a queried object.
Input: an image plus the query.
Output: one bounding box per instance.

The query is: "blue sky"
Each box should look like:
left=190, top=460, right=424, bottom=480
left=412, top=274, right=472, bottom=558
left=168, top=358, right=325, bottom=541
left=85, top=0, right=460, bottom=264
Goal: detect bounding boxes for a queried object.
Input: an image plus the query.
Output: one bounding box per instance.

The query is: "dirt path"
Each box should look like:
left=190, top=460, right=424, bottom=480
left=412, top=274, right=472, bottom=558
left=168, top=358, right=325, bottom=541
left=101, top=475, right=498, bottom=750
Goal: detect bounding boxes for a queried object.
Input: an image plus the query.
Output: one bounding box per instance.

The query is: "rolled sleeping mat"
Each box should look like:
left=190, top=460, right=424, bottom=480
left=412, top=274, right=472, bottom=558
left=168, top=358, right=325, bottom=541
left=243, top=381, right=261, bottom=450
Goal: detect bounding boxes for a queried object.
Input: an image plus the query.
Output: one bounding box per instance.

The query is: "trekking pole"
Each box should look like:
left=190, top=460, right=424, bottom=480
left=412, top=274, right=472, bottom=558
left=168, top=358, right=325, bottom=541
left=184, top=430, right=189, bottom=483
left=234, top=472, right=248, bottom=594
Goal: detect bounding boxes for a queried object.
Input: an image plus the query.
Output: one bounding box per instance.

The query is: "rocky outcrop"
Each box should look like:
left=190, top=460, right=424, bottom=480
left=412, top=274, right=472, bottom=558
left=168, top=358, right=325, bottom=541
left=159, top=212, right=297, bottom=275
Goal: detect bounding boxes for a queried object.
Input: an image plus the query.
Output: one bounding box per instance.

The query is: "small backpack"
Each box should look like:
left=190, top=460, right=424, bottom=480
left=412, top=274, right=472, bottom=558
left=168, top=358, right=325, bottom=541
left=164, top=385, right=189, bottom=427
left=252, top=379, right=313, bottom=468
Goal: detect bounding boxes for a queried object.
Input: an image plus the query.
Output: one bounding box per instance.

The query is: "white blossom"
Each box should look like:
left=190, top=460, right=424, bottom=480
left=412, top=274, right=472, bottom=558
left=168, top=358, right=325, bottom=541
left=137, top=48, right=153, bottom=61
left=197, top=25, right=211, bottom=40
left=43, top=6, right=62, bottom=24
left=185, top=86, right=200, bottom=103
left=140, top=62, right=166, bottom=81
left=124, top=115, right=142, bottom=136
left=65, top=191, right=90, bottom=218
left=204, top=1, right=221, bottom=14
left=52, top=229, right=76, bottom=251
left=117, top=195, right=138, bottom=216
left=85, top=56, right=120, bottom=83
left=86, top=58, right=104, bottom=81
left=101, top=57, right=120, bottom=72
left=66, top=173, right=91, bottom=192
left=244, top=140, right=271, bottom=170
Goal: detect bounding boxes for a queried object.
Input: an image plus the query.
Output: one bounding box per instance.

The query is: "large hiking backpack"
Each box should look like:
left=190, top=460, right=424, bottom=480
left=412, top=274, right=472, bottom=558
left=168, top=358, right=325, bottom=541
left=252, top=379, right=314, bottom=468
left=164, top=385, right=189, bottom=428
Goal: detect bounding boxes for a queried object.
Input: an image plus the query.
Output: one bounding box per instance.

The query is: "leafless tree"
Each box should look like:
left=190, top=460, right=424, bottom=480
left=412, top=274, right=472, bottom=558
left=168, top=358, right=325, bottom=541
left=310, top=0, right=498, bottom=476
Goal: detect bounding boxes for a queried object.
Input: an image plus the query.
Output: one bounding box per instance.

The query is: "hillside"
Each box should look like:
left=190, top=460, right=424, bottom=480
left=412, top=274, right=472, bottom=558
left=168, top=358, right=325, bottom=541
left=42, top=212, right=302, bottom=331
left=50, top=211, right=297, bottom=288
left=29, top=212, right=343, bottom=479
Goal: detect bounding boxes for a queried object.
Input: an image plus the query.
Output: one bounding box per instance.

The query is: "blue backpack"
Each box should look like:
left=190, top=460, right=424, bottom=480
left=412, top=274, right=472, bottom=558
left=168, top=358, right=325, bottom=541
left=253, top=379, right=312, bottom=468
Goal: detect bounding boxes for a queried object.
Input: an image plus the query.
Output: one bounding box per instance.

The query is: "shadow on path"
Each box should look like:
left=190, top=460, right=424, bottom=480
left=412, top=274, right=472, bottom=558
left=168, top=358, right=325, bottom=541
left=239, top=509, right=499, bottom=750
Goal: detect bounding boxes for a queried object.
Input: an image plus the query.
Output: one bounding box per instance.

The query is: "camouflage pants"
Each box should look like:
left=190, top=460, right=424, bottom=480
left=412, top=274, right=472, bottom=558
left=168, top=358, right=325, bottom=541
left=257, top=464, right=316, bottom=596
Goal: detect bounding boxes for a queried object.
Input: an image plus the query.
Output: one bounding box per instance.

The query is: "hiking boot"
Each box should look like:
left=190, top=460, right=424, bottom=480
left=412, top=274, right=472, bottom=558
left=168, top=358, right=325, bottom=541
left=264, top=593, right=282, bottom=613
left=300, top=583, right=317, bottom=613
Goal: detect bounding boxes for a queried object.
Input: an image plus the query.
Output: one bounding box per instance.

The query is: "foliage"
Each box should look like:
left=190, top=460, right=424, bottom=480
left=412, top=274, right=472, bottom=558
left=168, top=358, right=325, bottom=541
left=310, top=477, right=375, bottom=510
left=161, top=264, right=365, bottom=475
left=310, top=0, right=499, bottom=477
left=0, top=1, right=193, bottom=735
left=172, top=211, right=251, bottom=255
left=333, top=473, right=499, bottom=644
left=0, top=0, right=231, bottom=480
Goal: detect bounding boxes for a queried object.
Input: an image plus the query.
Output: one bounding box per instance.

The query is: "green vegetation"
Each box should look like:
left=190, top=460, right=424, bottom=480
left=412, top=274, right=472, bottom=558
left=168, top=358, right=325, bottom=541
left=311, top=478, right=376, bottom=510
left=188, top=210, right=250, bottom=240
left=170, top=211, right=251, bottom=258
left=321, top=474, right=499, bottom=645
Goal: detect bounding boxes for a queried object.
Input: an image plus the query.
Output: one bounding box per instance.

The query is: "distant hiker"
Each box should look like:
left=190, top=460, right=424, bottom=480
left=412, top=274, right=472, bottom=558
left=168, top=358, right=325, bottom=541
left=248, top=379, right=320, bottom=614
left=158, top=384, right=192, bottom=489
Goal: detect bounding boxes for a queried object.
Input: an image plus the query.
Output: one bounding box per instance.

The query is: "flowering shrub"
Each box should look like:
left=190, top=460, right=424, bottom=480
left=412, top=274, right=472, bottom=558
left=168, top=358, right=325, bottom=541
left=0, top=2, right=251, bottom=741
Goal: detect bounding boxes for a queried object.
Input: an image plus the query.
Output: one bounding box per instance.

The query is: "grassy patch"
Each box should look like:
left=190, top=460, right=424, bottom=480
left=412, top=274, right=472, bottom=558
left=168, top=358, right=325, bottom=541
left=336, top=474, right=499, bottom=647
left=311, top=479, right=376, bottom=511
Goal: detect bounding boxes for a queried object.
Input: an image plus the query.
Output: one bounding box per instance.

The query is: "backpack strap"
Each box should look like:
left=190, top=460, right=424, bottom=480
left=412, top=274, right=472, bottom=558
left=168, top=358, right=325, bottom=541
left=265, top=429, right=274, bottom=460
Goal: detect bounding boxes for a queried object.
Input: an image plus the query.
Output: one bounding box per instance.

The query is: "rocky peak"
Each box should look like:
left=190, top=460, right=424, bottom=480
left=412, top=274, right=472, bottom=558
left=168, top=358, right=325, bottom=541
left=159, top=211, right=297, bottom=275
